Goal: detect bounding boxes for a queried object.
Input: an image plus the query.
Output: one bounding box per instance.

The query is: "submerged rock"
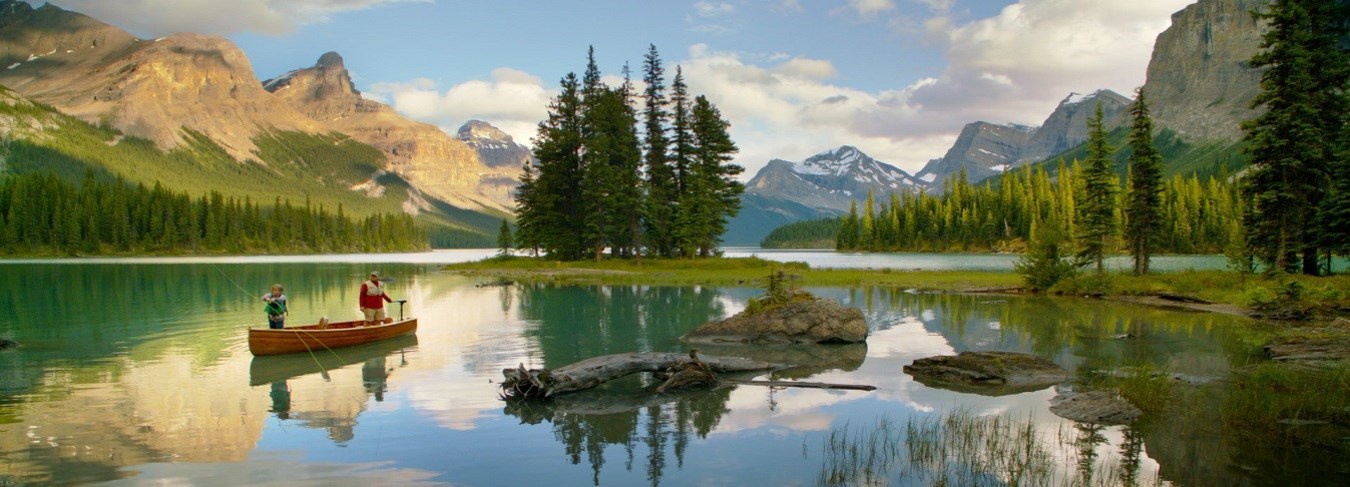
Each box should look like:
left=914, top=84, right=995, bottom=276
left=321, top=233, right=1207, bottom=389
left=0, top=338, right=17, bottom=350
left=682, top=297, right=867, bottom=344
left=902, top=351, right=1067, bottom=393
left=1049, top=390, right=1142, bottom=425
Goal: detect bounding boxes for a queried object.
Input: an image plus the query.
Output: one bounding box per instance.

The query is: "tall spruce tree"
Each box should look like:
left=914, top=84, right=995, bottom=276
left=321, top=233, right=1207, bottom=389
left=642, top=45, right=678, bottom=257
left=682, top=95, right=744, bottom=256
left=1307, top=0, right=1350, bottom=271
left=614, top=62, right=646, bottom=259
left=513, top=162, right=542, bottom=256
left=527, top=72, right=586, bottom=259
left=1242, top=0, right=1329, bottom=274
left=669, top=67, right=698, bottom=256
left=1077, top=102, right=1117, bottom=274
left=1125, top=88, right=1164, bottom=275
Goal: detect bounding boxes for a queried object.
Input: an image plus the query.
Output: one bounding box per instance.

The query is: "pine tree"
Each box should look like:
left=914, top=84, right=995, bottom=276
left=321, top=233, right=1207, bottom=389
left=497, top=219, right=513, bottom=256
left=682, top=95, right=744, bottom=256
left=1242, top=0, right=1329, bottom=274
left=526, top=73, right=586, bottom=259
left=669, top=67, right=699, bottom=256
left=642, top=45, right=677, bottom=257
left=1077, top=103, right=1117, bottom=274
left=1125, top=88, right=1164, bottom=275
left=1307, top=0, right=1350, bottom=272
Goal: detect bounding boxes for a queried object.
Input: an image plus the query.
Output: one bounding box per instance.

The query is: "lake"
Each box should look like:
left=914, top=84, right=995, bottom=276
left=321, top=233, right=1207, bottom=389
left=0, top=256, right=1342, bottom=485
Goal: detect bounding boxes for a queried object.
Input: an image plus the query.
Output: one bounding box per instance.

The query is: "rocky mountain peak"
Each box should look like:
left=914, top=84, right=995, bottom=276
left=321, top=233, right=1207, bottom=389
left=316, top=51, right=344, bottom=69
left=457, top=119, right=531, bottom=170
left=263, top=51, right=360, bottom=99
left=456, top=119, right=513, bottom=143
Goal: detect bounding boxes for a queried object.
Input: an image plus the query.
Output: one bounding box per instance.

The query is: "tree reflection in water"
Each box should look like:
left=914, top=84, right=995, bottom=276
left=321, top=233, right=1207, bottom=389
left=503, top=385, right=733, bottom=486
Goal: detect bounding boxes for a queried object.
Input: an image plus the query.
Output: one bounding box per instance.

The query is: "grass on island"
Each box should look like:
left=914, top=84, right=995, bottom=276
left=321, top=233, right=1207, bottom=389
left=445, top=255, right=1023, bottom=290
left=448, top=255, right=1350, bottom=311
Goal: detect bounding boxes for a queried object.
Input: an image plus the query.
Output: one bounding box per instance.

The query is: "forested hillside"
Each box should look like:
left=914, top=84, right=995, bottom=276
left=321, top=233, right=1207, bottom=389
left=0, top=86, right=493, bottom=250
left=0, top=172, right=425, bottom=255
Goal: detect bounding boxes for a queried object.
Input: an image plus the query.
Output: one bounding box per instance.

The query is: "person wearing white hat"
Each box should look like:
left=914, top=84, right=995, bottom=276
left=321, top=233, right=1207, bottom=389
left=359, top=271, right=393, bottom=326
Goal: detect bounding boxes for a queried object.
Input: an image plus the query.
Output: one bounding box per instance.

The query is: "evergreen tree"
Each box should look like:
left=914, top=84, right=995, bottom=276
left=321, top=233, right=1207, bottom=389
left=1016, top=212, right=1078, bottom=291
left=527, top=73, right=586, bottom=259
left=1242, top=0, right=1330, bottom=274
left=1125, top=88, right=1164, bottom=275
left=838, top=201, right=859, bottom=250
left=497, top=218, right=513, bottom=256
left=1077, top=103, right=1117, bottom=274
left=680, top=95, right=744, bottom=256
left=642, top=45, right=678, bottom=257
left=1307, top=0, right=1350, bottom=271
left=669, top=67, right=698, bottom=255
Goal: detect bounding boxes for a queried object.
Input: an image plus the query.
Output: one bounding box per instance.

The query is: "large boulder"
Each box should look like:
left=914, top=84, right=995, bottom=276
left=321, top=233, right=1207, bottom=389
left=1049, top=389, right=1142, bottom=425
left=0, top=338, right=17, bottom=350
left=903, top=351, right=1067, bottom=395
left=682, top=298, right=867, bottom=344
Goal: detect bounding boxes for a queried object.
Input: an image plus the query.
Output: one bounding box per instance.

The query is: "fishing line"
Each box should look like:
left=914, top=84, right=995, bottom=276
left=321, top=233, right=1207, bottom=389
left=211, top=262, right=259, bottom=301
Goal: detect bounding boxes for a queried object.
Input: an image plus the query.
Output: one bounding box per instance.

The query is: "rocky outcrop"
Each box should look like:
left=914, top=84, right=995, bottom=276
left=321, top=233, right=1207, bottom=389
left=1263, top=318, right=1350, bottom=368
left=264, top=52, right=516, bottom=212
left=902, top=351, right=1067, bottom=394
left=1049, top=389, right=1142, bottom=425
left=914, top=90, right=1132, bottom=187
left=1143, top=0, right=1268, bottom=142
left=682, top=297, right=868, bottom=344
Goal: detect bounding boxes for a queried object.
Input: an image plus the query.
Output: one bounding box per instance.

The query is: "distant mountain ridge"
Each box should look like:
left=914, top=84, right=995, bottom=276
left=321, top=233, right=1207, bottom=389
left=914, top=89, right=1133, bottom=188
left=724, top=146, right=921, bottom=244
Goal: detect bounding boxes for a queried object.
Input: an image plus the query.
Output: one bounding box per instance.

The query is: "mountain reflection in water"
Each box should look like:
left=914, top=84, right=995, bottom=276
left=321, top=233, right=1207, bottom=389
left=0, top=263, right=1339, bottom=485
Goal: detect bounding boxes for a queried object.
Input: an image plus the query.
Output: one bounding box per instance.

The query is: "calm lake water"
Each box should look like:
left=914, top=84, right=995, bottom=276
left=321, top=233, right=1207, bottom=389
left=0, top=255, right=1341, bottom=485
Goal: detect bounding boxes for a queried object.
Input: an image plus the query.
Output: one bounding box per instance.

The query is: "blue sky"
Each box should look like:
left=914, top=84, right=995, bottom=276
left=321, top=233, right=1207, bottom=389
left=43, top=0, right=1196, bottom=175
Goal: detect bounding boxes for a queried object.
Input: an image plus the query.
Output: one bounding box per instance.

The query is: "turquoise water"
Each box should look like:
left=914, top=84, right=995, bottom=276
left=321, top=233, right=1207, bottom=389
left=0, top=260, right=1338, bottom=485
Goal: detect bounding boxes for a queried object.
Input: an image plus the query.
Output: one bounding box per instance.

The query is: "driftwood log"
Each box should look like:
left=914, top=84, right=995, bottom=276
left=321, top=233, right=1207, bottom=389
left=500, top=351, right=879, bottom=399
left=500, top=351, right=780, bottom=399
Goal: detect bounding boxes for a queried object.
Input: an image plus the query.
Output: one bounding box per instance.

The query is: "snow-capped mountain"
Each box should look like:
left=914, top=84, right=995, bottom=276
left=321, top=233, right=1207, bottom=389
left=723, top=146, right=923, bottom=244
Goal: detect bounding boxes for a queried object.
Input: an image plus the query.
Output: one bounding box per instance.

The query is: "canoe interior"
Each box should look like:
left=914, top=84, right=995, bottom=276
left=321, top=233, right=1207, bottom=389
left=248, top=317, right=418, bottom=356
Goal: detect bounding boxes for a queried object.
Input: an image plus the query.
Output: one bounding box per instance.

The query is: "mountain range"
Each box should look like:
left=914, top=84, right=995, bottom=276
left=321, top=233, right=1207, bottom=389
left=0, top=0, right=521, bottom=242
left=729, top=0, right=1267, bottom=245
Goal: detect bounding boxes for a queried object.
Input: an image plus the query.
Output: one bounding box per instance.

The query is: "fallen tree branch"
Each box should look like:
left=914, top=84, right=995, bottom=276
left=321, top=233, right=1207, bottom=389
left=720, top=378, right=877, bottom=391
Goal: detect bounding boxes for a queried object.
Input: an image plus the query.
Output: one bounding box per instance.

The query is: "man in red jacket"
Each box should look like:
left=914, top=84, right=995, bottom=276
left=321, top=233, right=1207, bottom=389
left=360, top=271, right=394, bottom=326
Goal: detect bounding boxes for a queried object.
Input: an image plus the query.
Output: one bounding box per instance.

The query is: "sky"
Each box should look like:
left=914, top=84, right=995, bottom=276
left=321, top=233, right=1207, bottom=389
left=41, top=0, right=1196, bottom=176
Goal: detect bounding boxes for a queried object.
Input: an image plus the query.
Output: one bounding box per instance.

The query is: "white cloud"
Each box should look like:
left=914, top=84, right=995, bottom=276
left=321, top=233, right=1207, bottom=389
left=693, top=1, right=735, bottom=17
left=368, top=68, right=551, bottom=146
left=773, top=57, right=838, bottom=80
left=843, top=0, right=897, bottom=19
left=365, top=0, right=1192, bottom=178
left=45, top=0, right=430, bottom=36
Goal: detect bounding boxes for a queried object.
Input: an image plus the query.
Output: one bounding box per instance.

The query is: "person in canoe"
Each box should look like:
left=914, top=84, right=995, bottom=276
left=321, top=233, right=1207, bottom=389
left=262, top=284, right=288, bottom=329
left=360, top=271, right=394, bottom=326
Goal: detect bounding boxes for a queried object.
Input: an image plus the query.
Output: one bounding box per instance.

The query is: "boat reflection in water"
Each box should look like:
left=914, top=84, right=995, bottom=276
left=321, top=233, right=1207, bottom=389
left=249, top=334, right=417, bottom=445
left=248, top=334, right=418, bottom=387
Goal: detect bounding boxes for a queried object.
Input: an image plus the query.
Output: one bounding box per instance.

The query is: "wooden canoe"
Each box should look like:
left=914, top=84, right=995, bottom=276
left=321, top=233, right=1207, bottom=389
left=248, top=317, right=418, bottom=356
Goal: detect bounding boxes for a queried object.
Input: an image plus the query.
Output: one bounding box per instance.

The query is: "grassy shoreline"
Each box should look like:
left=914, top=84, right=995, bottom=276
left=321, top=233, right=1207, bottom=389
left=445, top=256, right=1348, bottom=312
